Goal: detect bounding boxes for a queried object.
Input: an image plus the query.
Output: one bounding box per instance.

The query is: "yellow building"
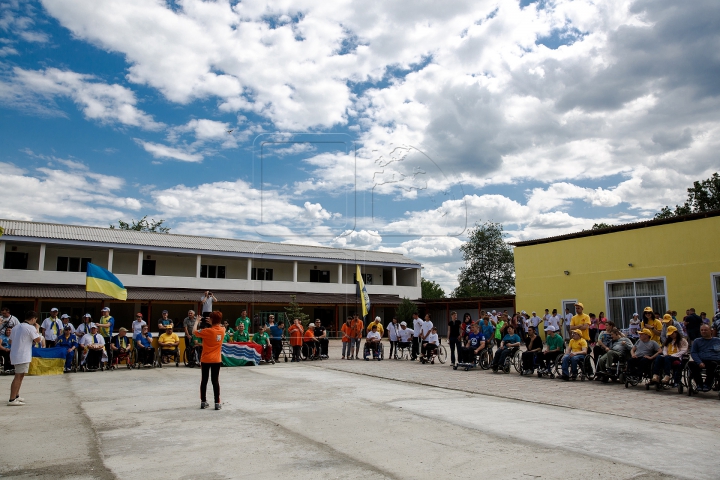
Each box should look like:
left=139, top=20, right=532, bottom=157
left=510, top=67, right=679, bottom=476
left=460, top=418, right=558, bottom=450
left=511, top=211, right=720, bottom=329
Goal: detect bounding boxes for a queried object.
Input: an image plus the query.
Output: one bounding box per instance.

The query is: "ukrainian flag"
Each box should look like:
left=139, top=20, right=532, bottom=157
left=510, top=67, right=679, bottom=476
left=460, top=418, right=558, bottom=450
left=86, top=262, right=127, bottom=301
left=29, top=347, right=66, bottom=376
left=356, top=265, right=371, bottom=318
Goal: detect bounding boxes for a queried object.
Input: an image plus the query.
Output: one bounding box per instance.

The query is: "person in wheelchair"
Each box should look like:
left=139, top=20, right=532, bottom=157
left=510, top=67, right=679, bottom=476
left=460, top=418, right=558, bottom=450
left=596, top=328, right=633, bottom=381
left=303, top=323, right=320, bottom=360
left=421, top=327, right=440, bottom=364
left=80, top=324, right=105, bottom=371
left=0, top=326, right=12, bottom=373
left=190, top=332, right=203, bottom=365
left=55, top=325, right=79, bottom=373
left=396, top=321, right=413, bottom=357
left=233, top=322, right=250, bottom=342
left=538, top=326, right=564, bottom=375
left=560, top=330, right=587, bottom=381
left=314, top=319, right=329, bottom=359
left=364, top=324, right=382, bottom=360
left=158, top=326, right=180, bottom=364
left=491, top=325, right=521, bottom=372
left=593, top=320, right=619, bottom=359
left=651, top=326, right=687, bottom=387
left=252, top=326, right=273, bottom=363
left=134, top=324, right=155, bottom=367
left=521, top=326, right=543, bottom=375
left=627, top=328, right=660, bottom=381
left=110, top=327, right=133, bottom=367
left=458, top=323, right=485, bottom=365
left=687, top=324, right=720, bottom=393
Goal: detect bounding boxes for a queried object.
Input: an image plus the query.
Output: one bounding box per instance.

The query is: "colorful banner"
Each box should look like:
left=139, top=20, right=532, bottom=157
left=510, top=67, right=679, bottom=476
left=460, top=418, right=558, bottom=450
left=222, top=342, right=261, bottom=366
left=29, top=346, right=66, bottom=376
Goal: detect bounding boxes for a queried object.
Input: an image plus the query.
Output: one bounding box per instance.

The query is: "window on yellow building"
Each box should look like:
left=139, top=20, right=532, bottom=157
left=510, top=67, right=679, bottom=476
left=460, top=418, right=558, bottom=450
left=607, top=279, right=667, bottom=329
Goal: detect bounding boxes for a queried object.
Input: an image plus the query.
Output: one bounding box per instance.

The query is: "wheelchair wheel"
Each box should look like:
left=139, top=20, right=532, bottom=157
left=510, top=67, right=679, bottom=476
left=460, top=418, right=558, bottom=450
left=512, top=350, right=522, bottom=373
left=399, top=347, right=409, bottom=360
left=553, top=354, right=563, bottom=377
left=436, top=345, right=447, bottom=364
left=479, top=349, right=491, bottom=370
left=71, top=349, right=79, bottom=373
left=378, top=342, right=385, bottom=360
left=300, top=344, right=309, bottom=361
left=183, top=348, right=189, bottom=367
left=582, top=355, right=596, bottom=381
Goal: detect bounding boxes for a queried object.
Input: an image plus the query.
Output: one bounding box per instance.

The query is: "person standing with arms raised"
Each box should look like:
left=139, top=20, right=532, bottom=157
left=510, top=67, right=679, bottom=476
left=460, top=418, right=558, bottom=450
left=193, top=311, right=225, bottom=410
left=200, top=291, right=217, bottom=327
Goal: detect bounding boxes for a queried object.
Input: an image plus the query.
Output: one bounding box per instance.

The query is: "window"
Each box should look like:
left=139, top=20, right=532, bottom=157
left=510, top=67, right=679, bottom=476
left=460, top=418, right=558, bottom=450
left=714, top=274, right=720, bottom=304
left=56, top=257, right=91, bottom=272
left=4, top=252, right=28, bottom=270
left=607, top=279, right=667, bottom=329
left=353, top=273, right=373, bottom=285
left=251, top=268, right=273, bottom=281
left=310, top=270, right=330, bottom=283
left=142, top=259, right=156, bottom=276
left=200, top=264, right=226, bottom=279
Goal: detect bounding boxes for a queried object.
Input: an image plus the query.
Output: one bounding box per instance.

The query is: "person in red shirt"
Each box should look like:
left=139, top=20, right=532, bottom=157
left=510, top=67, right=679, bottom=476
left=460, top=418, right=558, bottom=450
left=193, top=311, right=225, bottom=410
left=288, top=318, right=304, bottom=362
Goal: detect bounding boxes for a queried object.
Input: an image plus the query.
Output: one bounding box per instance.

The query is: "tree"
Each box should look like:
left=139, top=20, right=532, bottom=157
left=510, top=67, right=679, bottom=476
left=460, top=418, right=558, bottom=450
left=285, top=294, right=310, bottom=328
left=591, top=223, right=613, bottom=230
left=421, top=277, right=445, bottom=299
left=655, top=172, right=720, bottom=219
left=110, top=216, right=170, bottom=233
left=452, top=221, right=515, bottom=298
left=396, top=297, right=418, bottom=326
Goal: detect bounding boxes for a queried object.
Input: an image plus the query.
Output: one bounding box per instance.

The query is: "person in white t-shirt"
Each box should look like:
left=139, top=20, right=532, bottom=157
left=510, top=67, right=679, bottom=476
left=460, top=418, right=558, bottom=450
left=80, top=325, right=106, bottom=370
left=132, top=313, right=147, bottom=336
left=1, top=307, right=20, bottom=332
left=420, top=314, right=434, bottom=357
left=386, top=317, right=400, bottom=359
left=76, top=314, right=95, bottom=336
left=364, top=325, right=382, bottom=360
left=490, top=310, right=499, bottom=326
left=530, top=312, right=541, bottom=333
left=546, top=309, right=561, bottom=331
left=397, top=321, right=413, bottom=352
left=8, top=311, right=43, bottom=406
left=412, top=313, right=423, bottom=361
left=564, top=309, right=573, bottom=339
left=60, top=314, right=75, bottom=333
left=40, top=308, right=63, bottom=347
left=422, top=327, right=440, bottom=364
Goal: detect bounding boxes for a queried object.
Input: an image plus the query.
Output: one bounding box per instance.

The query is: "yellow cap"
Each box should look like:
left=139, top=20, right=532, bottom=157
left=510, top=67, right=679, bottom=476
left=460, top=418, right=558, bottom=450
left=571, top=329, right=581, bottom=335
left=574, top=303, right=584, bottom=309
left=643, top=306, right=653, bottom=313
left=666, top=326, right=678, bottom=336
left=638, top=328, right=652, bottom=336
left=662, top=314, right=672, bottom=323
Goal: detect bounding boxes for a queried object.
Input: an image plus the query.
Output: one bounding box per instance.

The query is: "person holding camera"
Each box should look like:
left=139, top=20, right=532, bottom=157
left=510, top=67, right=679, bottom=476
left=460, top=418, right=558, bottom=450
left=201, top=291, right=217, bottom=327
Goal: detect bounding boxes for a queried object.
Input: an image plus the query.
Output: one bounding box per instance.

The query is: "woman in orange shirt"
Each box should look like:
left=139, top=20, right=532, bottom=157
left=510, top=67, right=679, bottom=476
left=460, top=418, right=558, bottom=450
left=341, top=317, right=352, bottom=359
left=288, top=318, right=304, bottom=362
left=193, top=311, right=225, bottom=410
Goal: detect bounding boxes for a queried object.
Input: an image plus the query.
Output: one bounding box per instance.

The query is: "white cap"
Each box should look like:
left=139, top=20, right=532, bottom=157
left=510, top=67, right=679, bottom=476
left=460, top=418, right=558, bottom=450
left=101, top=307, right=110, bottom=312
left=308, top=323, right=315, bottom=328
left=531, top=311, right=536, bottom=314
left=492, top=310, right=496, bottom=314
left=400, top=321, right=407, bottom=326
left=50, top=307, right=59, bottom=312
left=545, top=326, right=556, bottom=332
left=632, top=313, right=638, bottom=317
left=84, top=313, right=92, bottom=318
left=61, top=314, right=70, bottom=319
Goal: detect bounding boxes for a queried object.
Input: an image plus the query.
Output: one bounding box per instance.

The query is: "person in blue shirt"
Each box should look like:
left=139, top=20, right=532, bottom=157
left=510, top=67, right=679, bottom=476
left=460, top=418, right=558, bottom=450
left=459, top=323, right=486, bottom=364
left=688, top=324, right=720, bottom=392
left=268, top=317, right=284, bottom=362
left=134, top=325, right=155, bottom=367
left=55, top=326, right=79, bottom=372
left=491, top=325, right=521, bottom=372
left=481, top=317, right=495, bottom=350
left=0, top=326, right=12, bottom=373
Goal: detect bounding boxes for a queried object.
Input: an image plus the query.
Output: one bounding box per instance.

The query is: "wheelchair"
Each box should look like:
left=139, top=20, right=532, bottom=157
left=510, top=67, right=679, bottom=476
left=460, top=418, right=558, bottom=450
left=280, top=339, right=293, bottom=362
left=301, top=341, right=322, bottom=361
left=363, top=341, right=384, bottom=361
left=558, top=352, right=596, bottom=381
left=79, top=347, right=106, bottom=372
left=596, top=358, right=627, bottom=384
left=537, top=353, right=563, bottom=379
left=183, top=345, right=202, bottom=368
left=420, top=342, right=446, bottom=364
left=133, top=347, right=157, bottom=368
left=110, top=347, right=134, bottom=370
left=155, top=345, right=180, bottom=367
left=396, top=342, right=412, bottom=360
left=453, top=346, right=491, bottom=371
left=624, top=358, right=653, bottom=388
left=684, top=361, right=720, bottom=399
left=647, top=356, right=687, bottom=393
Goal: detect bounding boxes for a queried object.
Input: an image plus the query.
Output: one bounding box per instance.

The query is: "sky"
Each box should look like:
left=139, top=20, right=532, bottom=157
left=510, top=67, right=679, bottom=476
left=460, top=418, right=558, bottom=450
left=1, top=0, right=719, bottom=294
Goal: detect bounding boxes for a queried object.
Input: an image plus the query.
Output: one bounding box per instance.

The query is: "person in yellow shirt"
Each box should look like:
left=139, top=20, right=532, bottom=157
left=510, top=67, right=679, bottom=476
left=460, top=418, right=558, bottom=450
left=640, top=306, right=662, bottom=344
left=158, top=326, right=180, bottom=364
left=570, top=303, right=591, bottom=342
left=561, top=329, right=588, bottom=380
left=367, top=316, right=384, bottom=336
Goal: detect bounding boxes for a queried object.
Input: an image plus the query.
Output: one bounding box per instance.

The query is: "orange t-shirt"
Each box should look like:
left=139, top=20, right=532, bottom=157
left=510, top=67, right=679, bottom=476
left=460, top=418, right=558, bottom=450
left=341, top=323, right=350, bottom=343
left=289, top=323, right=304, bottom=346
left=350, top=319, right=364, bottom=338
left=197, top=325, right=225, bottom=364
left=303, top=330, right=315, bottom=341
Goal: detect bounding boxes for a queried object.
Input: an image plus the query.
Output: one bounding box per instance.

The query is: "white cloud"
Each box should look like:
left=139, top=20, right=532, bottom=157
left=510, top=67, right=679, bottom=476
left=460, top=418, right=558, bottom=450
left=137, top=140, right=204, bottom=163
left=332, top=229, right=383, bottom=249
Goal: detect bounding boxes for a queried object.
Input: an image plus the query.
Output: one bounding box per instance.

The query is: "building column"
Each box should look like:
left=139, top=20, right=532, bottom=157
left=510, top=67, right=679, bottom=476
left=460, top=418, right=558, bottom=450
left=392, top=267, right=397, bottom=286
left=247, top=258, right=252, bottom=280
left=0, top=241, right=4, bottom=269
left=196, top=254, right=202, bottom=278
left=337, top=264, right=342, bottom=284
left=137, top=250, right=143, bottom=276
left=292, top=261, right=298, bottom=283
left=38, top=243, right=46, bottom=271
left=108, top=248, right=114, bottom=272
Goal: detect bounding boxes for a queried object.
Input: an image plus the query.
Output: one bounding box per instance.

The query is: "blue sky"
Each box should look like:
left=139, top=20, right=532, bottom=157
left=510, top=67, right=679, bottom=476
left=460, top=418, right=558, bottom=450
left=1, top=0, right=719, bottom=293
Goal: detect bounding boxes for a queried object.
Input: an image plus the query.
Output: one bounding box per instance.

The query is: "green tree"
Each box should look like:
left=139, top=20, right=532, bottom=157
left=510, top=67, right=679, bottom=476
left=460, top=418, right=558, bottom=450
left=110, top=215, right=170, bottom=233
left=591, top=223, right=613, bottom=230
left=396, top=297, right=418, bottom=326
left=421, top=277, right=445, bottom=299
left=452, top=221, right=515, bottom=298
left=285, top=294, right=310, bottom=328
left=655, top=172, right=720, bottom=219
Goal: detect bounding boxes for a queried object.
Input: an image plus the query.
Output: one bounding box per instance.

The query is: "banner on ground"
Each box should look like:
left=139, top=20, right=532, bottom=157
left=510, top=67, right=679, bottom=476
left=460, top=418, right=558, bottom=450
left=29, top=346, right=66, bottom=376
left=222, top=342, right=261, bottom=366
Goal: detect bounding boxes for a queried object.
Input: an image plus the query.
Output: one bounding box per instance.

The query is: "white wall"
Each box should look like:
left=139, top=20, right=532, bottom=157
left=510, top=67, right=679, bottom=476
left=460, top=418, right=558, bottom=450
left=397, top=268, right=418, bottom=287
left=147, top=252, right=196, bottom=277
left=113, top=250, right=138, bottom=274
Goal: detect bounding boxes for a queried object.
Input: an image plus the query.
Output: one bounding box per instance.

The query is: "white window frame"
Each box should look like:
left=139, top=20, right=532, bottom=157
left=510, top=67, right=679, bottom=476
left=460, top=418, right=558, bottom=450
left=604, top=276, right=668, bottom=327
left=711, top=272, right=720, bottom=309
left=560, top=299, right=577, bottom=317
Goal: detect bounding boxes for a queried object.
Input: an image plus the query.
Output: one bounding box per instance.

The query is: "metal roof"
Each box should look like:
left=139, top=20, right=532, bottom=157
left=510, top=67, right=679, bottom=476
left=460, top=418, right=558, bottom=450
left=0, top=284, right=411, bottom=305
left=0, top=219, right=419, bottom=266
left=510, top=209, right=720, bottom=247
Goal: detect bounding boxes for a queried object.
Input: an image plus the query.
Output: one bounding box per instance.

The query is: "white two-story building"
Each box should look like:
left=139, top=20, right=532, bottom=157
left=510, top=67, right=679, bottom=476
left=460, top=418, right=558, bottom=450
left=0, top=219, right=421, bottom=335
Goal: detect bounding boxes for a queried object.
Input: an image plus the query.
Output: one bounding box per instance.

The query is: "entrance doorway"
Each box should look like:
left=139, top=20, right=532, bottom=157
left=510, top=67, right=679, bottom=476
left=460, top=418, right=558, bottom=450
left=312, top=308, right=336, bottom=336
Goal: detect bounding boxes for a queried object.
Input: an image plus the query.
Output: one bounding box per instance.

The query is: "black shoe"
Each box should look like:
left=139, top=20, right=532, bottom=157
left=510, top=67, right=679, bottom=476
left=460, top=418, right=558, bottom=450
left=701, top=385, right=711, bottom=392
left=562, top=375, right=570, bottom=381
left=201, top=402, right=208, bottom=409
left=215, top=403, right=222, bottom=410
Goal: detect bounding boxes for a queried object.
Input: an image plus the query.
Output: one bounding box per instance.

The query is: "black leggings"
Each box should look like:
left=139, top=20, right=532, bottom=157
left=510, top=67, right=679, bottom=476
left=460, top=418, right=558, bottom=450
left=200, top=362, right=221, bottom=404
left=292, top=345, right=301, bottom=361
left=389, top=340, right=398, bottom=358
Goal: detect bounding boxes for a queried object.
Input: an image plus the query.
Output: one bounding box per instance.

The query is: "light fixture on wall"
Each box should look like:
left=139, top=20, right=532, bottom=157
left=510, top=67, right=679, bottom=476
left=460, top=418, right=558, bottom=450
left=628, top=263, right=633, bottom=267
left=563, top=270, right=570, bottom=276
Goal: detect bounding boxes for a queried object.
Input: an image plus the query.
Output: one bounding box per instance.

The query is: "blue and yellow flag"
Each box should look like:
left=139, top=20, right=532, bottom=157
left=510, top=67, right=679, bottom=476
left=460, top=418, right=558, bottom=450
left=356, top=265, right=371, bottom=318
left=86, top=262, right=127, bottom=301
left=29, top=346, right=66, bottom=376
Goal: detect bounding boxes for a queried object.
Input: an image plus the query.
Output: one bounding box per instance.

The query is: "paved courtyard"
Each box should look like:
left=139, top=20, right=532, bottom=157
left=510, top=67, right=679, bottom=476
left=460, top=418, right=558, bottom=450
left=1, top=340, right=718, bottom=480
